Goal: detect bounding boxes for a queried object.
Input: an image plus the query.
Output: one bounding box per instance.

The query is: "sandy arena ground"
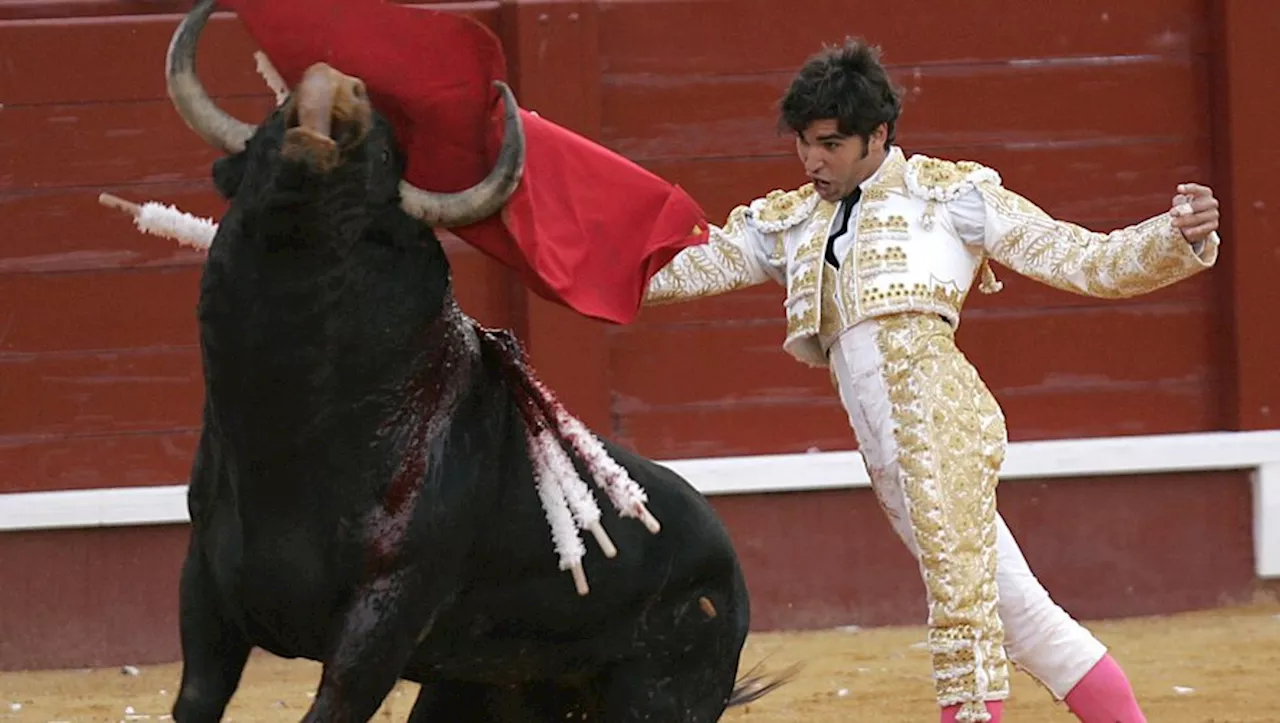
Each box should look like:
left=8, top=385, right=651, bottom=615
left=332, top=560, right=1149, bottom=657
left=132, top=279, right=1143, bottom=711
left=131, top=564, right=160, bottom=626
left=2, top=600, right=1278, bottom=722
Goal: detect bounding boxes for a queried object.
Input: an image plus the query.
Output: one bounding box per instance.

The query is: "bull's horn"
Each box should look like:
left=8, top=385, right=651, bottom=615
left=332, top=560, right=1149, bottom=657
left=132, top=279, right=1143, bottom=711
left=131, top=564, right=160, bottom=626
left=399, top=81, right=526, bottom=229
left=165, top=0, right=257, bottom=154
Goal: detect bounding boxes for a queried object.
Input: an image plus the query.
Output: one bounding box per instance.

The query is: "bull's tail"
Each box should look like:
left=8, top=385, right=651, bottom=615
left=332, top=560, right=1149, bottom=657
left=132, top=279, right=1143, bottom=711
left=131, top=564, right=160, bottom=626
left=725, top=660, right=802, bottom=707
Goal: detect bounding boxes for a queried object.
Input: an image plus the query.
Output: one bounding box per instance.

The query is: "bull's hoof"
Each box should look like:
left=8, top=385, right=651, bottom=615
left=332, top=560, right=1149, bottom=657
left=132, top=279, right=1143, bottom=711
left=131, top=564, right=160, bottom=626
left=281, top=128, right=340, bottom=172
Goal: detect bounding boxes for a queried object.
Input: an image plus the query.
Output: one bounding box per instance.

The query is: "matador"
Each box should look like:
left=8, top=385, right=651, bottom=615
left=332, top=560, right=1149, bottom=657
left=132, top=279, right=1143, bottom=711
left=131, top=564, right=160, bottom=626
left=642, top=38, right=1221, bottom=723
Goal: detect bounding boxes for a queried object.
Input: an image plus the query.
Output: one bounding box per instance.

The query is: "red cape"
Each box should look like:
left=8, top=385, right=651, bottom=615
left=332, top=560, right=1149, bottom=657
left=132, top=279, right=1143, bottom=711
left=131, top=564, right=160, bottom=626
left=219, top=0, right=709, bottom=324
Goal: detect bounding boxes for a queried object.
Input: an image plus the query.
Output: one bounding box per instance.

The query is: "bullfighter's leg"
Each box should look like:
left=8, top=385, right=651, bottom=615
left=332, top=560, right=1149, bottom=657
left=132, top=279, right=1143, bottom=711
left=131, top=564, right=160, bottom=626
left=992, top=513, right=1107, bottom=689
left=831, top=315, right=1008, bottom=723
left=171, top=537, right=252, bottom=723
left=300, top=567, right=448, bottom=723
left=993, top=515, right=1148, bottom=722
left=832, top=314, right=1148, bottom=723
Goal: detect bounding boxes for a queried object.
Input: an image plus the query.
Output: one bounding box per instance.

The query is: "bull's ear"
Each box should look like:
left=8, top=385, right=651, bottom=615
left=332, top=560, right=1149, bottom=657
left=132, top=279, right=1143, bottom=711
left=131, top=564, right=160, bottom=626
left=212, top=154, right=248, bottom=199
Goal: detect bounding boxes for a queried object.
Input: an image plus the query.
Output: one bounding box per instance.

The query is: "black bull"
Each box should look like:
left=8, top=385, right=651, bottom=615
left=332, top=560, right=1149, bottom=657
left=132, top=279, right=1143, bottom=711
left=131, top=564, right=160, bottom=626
left=158, top=2, right=789, bottom=721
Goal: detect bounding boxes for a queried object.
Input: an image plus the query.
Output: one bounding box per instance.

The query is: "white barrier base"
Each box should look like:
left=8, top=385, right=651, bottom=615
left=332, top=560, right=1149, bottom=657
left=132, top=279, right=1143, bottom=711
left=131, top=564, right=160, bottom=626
left=3, top=430, right=1279, bottom=577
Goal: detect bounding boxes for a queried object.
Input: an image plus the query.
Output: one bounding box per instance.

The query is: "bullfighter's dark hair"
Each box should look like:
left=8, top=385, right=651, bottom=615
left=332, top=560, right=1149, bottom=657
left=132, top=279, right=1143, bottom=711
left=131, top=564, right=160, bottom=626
left=777, top=36, right=904, bottom=146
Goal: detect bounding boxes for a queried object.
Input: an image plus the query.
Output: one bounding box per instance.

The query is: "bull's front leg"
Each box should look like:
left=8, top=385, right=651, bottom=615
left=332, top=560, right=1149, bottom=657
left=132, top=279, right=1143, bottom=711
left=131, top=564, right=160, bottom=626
left=300, top=564, right=452, bottom=723
left=303, top=365, right=487, bottom=722
left=172, top=537, right=252, bottom=722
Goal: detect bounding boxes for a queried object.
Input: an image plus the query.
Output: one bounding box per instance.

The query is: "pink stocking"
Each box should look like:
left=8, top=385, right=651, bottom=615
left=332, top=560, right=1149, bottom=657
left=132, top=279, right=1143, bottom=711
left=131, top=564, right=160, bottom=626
left=1063, top=654, right=1146, bottom=722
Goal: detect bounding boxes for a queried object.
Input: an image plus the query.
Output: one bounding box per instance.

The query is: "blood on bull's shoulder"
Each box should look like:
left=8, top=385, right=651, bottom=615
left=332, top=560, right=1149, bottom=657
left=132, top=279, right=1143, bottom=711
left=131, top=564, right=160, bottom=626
left=108, top=1, right=797, bottom=720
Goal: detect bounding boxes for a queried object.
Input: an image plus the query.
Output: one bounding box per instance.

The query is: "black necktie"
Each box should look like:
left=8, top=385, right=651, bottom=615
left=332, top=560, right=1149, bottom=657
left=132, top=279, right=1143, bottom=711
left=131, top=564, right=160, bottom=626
left=824, top=187, right=861, bottom=268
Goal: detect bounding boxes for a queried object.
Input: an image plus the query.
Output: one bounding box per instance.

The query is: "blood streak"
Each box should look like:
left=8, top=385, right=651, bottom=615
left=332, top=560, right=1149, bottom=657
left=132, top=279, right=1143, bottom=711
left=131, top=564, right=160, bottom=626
left=365, top=305, right=476, bottom=576
left=482, top=326, right=562, bottom=438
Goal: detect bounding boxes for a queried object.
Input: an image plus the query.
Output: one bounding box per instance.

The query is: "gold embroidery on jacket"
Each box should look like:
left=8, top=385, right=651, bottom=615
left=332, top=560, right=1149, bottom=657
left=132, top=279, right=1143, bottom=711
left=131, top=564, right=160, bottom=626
left=788, top=304, right=817, bottom=334
left=756, top=185, right=818, bottom=228
left=863, top=186, right=890, bottom=204
left=905, top=155, right=1001, bottom=236
left=979, top=184, right=1203, bottom=299
left=856, top=245, right=909, bottom=279
left=785, top=201, right=837, bottom=342
left=644, top=207, right=757, bottom=304
left=819, top=264, right=843, bottom=340
left=858, top=213, right=911, bottom=236
left=912, top=158, right=992, bottom=194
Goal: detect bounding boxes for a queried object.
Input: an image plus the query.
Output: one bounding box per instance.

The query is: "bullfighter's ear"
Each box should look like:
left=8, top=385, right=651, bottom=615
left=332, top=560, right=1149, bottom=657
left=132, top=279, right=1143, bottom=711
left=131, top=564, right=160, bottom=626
left=212, top=154, right=248, bottom=199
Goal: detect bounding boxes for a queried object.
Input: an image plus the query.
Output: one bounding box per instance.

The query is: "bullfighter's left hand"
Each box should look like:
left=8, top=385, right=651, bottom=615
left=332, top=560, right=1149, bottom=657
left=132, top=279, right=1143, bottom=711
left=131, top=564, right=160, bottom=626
left=1170, top=183, right=1220, bottom=245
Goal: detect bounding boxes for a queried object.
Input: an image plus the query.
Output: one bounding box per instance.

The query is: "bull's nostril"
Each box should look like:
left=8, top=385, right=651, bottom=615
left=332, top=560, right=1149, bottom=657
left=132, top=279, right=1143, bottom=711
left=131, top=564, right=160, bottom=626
left=351, top=81, right=367, bottom=102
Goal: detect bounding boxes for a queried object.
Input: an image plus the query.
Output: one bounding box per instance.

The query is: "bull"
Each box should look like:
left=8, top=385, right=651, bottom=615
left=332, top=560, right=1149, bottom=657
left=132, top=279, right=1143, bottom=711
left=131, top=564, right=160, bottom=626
left=153, top=1, right=786, bottom=721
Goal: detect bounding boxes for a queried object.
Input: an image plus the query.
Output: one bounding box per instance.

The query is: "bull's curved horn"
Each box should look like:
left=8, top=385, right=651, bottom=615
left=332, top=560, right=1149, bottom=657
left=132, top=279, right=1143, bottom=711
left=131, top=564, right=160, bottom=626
left=165, top=0, right=257, bottom=154
left=399, top=81, right=526, bottom=229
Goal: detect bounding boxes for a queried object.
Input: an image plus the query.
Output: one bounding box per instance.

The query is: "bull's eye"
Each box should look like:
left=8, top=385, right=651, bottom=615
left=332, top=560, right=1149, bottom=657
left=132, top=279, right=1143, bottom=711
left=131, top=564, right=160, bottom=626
left=380, top=149, right=390, bottom=164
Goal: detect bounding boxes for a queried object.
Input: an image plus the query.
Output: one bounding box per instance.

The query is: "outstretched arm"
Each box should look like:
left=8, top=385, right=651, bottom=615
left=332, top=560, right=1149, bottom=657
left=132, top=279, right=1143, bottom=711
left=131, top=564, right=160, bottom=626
left=643, top=202, right=784, bottom=305
left=961, top=180, right=1220, bottom=299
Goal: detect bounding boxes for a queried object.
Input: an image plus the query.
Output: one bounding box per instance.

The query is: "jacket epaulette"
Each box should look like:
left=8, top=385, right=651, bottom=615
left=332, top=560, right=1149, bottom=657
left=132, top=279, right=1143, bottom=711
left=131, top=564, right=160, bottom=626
left=904, top=155, right=1003, bottom=203
left=748, top=184, right=822, bottom=233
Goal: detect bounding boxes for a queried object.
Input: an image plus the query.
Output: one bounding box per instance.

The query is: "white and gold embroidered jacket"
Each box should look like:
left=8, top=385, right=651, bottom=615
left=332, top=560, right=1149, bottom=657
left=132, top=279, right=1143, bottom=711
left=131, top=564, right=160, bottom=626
left=643, top=146, right=1220, bottom=367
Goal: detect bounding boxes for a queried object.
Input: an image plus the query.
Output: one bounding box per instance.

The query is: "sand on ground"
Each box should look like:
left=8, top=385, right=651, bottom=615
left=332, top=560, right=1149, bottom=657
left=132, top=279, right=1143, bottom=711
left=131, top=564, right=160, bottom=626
left=2, top=601, right=1278, bottom=722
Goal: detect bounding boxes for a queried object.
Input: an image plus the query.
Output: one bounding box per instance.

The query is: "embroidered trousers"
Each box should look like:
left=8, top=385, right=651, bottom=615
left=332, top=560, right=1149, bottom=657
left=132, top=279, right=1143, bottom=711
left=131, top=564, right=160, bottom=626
left=828, top=313, right=1107, bottom=721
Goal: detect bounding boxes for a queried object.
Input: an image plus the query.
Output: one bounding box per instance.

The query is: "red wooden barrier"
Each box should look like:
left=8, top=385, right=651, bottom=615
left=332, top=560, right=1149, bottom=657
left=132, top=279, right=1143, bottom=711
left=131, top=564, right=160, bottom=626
left=1210, top=0, right=1280, bottom=431
left=0, top=0, right=1275, bottom=671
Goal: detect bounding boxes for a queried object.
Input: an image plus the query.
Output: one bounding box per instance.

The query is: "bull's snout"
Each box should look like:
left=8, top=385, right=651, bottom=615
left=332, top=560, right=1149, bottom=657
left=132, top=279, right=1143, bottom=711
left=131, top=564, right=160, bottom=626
left=281, top=63, right=373, bottom=172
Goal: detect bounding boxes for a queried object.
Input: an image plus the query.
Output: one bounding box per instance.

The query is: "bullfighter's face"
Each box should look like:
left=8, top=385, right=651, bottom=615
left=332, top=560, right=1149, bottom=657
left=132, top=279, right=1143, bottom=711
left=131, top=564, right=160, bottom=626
left=795, top=118, right=889, bottom=203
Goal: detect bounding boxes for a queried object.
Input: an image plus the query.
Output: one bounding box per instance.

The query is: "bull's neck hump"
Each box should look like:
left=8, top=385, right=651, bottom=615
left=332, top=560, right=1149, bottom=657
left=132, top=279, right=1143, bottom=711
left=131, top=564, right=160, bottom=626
left=202, top=293, right=480, bottom=471
left=199, top=242, right=458, bottom=408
